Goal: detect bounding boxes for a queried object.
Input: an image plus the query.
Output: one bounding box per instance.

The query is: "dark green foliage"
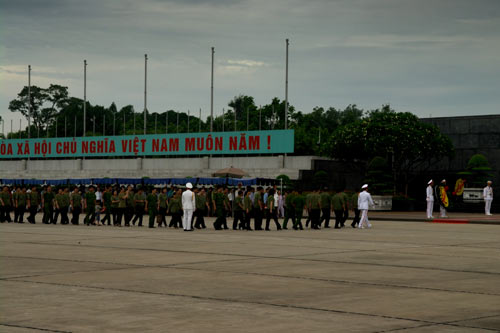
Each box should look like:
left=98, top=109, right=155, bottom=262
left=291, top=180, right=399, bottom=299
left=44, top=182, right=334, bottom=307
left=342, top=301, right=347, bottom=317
left=312, top=171, right=329, bottom=189
left=364, top=156, right=394, bottom=195
left=322, top=106, right=454, bottom=195
left=458, top=154, right=493, bottom=187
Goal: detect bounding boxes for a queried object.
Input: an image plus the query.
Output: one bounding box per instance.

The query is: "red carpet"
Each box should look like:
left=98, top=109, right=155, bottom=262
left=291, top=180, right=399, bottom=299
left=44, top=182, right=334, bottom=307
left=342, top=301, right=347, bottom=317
left=429, top=219, right=469, bottom=224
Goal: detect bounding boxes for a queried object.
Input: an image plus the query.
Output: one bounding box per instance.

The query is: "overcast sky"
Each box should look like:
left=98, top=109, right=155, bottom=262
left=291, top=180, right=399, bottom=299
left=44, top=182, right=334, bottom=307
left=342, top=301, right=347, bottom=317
left=1, top=0, right=499, bottom=129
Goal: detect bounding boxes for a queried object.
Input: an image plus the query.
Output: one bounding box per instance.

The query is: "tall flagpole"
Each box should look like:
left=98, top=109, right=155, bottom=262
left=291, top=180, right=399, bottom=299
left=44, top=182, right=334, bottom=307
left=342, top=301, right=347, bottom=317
left=285, top=38, right=289, bottom=130
left=28, top=65, right=31, bottom=139
left=199, top=108, right=201, bottom=132
left=259, top=105, right=262, bottom=130
left=144, top=54, right=148, bottom=135
left=222, top=108, right=225, bottom=132
left=83, top=60, right=87, bottom=137
left=210, top=47, right=214, bottom=132
left=187, top=110, right=190, bottom=133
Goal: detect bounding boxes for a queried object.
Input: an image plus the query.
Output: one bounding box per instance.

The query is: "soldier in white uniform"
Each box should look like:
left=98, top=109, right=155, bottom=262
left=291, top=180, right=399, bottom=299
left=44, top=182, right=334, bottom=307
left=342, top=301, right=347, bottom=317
left=483, top=181, right=493, bottom=216
left=182, top=183, right=196, bottom=231
left=357, top=184, right=375, bottom=229
left=426, top=180, right=434, bottom=219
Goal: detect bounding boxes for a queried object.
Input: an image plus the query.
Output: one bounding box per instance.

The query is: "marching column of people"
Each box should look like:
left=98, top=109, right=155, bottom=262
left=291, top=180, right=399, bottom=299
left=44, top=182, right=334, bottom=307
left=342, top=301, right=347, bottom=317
left=3, top=180, right=495, bottom=228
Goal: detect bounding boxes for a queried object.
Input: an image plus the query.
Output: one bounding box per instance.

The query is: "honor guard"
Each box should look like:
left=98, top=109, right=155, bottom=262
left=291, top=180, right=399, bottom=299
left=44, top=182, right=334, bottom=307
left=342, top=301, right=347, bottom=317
left=426, top=180, right=434, bottom=219
left=484, top=181, right=493, bottom=215
left=358, top=184, right=375, bottom=229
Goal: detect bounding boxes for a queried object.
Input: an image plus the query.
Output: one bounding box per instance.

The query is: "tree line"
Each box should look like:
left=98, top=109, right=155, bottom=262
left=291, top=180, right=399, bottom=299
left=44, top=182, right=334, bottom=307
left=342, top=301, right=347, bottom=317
left=6, top=84, right=455, bottom=195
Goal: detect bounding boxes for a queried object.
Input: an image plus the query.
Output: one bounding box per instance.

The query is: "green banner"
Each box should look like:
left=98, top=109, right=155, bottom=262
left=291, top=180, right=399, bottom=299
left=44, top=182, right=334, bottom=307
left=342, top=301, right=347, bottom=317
left=0, top=130, right=294, bottom=159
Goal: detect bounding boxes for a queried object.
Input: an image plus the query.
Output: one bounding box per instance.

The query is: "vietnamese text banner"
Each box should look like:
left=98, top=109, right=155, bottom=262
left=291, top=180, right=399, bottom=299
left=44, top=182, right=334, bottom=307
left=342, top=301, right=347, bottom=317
left=0, top=130, right=294, bottom=158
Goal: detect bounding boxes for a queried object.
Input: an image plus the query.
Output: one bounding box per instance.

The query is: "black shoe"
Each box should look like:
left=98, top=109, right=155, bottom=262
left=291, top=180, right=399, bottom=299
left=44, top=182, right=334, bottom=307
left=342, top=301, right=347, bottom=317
left=149, top=226, right=156, bottom=228
left=324, top=226, right=330, bottom=228
left=283, top=227, right=288, bottom=230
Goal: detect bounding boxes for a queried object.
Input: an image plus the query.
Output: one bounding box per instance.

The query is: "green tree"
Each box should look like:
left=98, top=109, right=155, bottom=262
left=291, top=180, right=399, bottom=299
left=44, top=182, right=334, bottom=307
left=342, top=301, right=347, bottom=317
left=323, top=106, right=454, bottom=195
left=364, top=157, right=394, bottom=195
left=9, top=84, right=69, bottom=135
left=458, top=154, right=493, bottom=187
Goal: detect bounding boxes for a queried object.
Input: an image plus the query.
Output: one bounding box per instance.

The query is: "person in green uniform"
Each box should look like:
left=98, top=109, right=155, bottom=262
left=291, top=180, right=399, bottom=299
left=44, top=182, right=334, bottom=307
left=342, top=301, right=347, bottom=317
left=70, top=187, right=82, bottom=225
left=252, top=187, right=264, bottom=230
left=157, top=187, right=168, bottom=227
left=282, top=190, right=295, bottom=230
left=84, top=186, right=96, bottom=225
left=340, top=189, right=350, bottom=227
left=168, top=189, right=182, bottom=228
left=222, top=188, right=230, bottom=229
left=243, top=189, right=253, bottom=230
left=332, top=190, right=346, bottom=229
left=304, top=192, right=312, bottom=228
left=53, top=188, right=64, bottom=224
left=146, top=188, right=158, bottom=228
left=59, top=188, right=70, bottom=225
left=212, top=186, right=224, bottom=230
left=232, top=190, right=245, bottom=230
left=117, top=187, right=127, bottom=226
left=265, top=189, right=282, bottom=231
left=12, top=187, right=20, bottom=222
left=350, top=191, right=360, bottom=228
left=27, top=186, right=40, bottom=224
left=110, top=190, right=120, bottom=226
left=42, top=186, right=55, bottom=224
left=309, top=189, right=322, bottom=229
left=101, top=186, right=113, bottom=226
left=0, top=186, right=13, bottom=223
left=124, top=186, right=135, bottom=226
left=15, top=187, right=28, bottom=223
left=319, top=187, right=332, bottom=228
left=292, top=190, right=305, bottom=230
left=194, top=188, right=208, bottom=229
left=132, top=188, right=146, bottom=226
left=207, top=188, right=214, bottom=217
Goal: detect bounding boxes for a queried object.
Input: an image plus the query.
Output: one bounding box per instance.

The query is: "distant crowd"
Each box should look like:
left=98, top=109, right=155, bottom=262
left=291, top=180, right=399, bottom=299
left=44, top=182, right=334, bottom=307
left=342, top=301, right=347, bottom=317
left=0, top=183, right=374, bottom=230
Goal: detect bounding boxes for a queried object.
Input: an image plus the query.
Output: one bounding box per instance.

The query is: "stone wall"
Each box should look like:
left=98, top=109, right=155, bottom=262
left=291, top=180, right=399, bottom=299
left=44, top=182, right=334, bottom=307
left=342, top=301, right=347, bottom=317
left=421, top=114, right=500, bottom=173
left=0, top=155, right=321, bottom=180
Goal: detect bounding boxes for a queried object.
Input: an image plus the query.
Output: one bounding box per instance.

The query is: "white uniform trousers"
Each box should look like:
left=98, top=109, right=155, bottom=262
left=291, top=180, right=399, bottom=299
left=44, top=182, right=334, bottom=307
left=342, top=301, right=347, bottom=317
left=358, top=209, right=371, bottom=228
left=485, top=199, right=493, bottom=215
left=426, top=200, right=434, bottom=219
left=439, top=205, right=447, bottom=218
left=183, top=209, right=194, bottom=230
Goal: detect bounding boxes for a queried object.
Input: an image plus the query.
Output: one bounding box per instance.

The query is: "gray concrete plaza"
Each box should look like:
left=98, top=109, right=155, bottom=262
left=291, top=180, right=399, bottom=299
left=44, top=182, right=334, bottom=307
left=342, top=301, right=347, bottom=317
left=1, top=219, right=499, bottom=332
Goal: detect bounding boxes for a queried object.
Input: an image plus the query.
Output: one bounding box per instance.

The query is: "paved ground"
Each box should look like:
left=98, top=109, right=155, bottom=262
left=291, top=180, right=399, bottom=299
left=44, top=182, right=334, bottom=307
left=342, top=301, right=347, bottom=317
left=1, top=218, right=500, bottom=332
left=369, top=212, right=500, bottom=224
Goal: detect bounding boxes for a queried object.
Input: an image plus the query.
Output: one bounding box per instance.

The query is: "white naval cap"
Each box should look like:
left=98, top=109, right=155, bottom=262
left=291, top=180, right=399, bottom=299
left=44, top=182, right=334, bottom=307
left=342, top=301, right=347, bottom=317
left=441, top=179, right=446, bottom=183
left=185, top=182, right=193, bottom=189
left=361, top=184, right=368, bottom=189
left=428, top=179, right=433, bottom=185
left=487, top=180, right=492, bottom=183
